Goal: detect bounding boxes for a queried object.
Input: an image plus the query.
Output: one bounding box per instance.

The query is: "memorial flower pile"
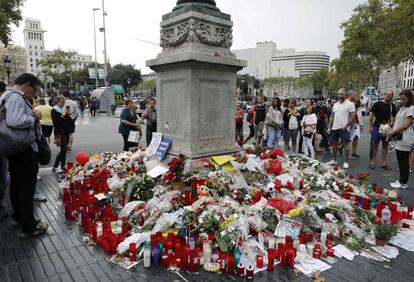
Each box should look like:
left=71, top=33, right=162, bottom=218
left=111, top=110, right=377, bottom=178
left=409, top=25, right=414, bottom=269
left=58, top=147, right=414, bottom=278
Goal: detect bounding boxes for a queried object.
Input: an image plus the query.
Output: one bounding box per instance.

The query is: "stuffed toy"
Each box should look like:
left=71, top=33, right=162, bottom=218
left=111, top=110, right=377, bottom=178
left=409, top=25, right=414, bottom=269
left=197, top=184, right=210, bottom=199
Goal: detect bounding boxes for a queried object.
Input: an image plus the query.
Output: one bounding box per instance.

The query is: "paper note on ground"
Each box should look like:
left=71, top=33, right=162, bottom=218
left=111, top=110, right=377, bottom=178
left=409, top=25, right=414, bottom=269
left=210, top=155, right=235, bottom=172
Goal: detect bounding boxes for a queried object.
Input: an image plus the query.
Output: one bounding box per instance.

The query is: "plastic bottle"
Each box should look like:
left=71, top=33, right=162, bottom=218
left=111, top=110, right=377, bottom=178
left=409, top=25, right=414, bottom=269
left=144, top=241, right=151, bottom=268
left=382, top=205, right=391, bottom=224
left=189, top=234, right=195, bottom=250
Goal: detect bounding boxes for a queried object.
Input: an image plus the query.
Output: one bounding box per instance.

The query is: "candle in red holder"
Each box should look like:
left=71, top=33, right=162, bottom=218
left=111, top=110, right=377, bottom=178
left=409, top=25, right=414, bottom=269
left=280, top=248, right=287, bottom=266
left=180, top=248, right=189, bottom=271
left=313, top=249, right=321, bottom=259
left=299, top=233, right=306, bottom=244
left=161, top=253, right=169, bottom=267
left=267, top=249, right=275, bottom=271
left=237, top=262, right=245, bottom=277
left=256, top=255, right=263, bottom=268
left=175, top=242, right=182, bottom=257
left=208, top=232, right=215, bottom=241
left=220, top=253, right=227, bottom=273
left=286, top=249, right=295, bottom=268
left=246, top=265, right=254, bottom=280
left=166, top=240, right=173, bottom=255
left=129, top=243, right=136, bottom=261
left=326, top=248, right=334, bottom=257
left=227, top=255, right=235, bottom=275
left=189, top=250, right=197, bottom=272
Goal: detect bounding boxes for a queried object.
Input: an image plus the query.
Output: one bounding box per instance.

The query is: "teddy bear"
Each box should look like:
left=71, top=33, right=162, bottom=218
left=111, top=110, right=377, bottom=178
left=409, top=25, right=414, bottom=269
left=197, top=184, right=210, bottom=199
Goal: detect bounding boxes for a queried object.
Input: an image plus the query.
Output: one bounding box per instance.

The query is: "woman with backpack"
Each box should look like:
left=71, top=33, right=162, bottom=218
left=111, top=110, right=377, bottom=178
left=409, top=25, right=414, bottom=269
left=283, top=99, right=300, bottom=155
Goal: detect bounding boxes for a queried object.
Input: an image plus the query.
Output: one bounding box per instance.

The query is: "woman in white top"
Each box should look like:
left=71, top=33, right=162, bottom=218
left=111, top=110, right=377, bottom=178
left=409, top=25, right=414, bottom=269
left=301, top=105, right=317, bottom=158
left=265, top=98, right=282, bottom=148
left=349, top=98, right=363, bottom=158
left=388, top=90, right=414, bottom=189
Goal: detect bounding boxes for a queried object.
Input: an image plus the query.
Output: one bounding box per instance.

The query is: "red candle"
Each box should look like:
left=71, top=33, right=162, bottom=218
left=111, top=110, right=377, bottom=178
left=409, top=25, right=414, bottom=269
left=246, top=265, right=254, bottom=280
left=326, top=248, right=334, bottom=257
left=313, top=249, right=321, bottom=259
left=280, top=248, right=287, bottom=266
left=299, top=232, right=306, bottom=244
left=237, top=262, right=245, bottom=277
left=180, top=248, right=188, bottom=271
left=161, top=253, right=169, bottom=267
left=227, top=255, right=235, bottom=275
left=256, top=255, right=263, bottom=268
left=129, top=243, right=137, bottom=261
left=268, top=255, right=275, bottom=271
left=286, top=249, right=295, bottom=268
left=189, top=250, right=197, bottom=272
left=220, top=253, right=227, bottom=273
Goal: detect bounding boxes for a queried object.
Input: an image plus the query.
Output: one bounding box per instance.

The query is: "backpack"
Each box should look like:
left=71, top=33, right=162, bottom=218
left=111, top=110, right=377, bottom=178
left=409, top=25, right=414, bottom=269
left=246, top=110, right=253, bottom=123
left=0, top=91, right=36, bottom=156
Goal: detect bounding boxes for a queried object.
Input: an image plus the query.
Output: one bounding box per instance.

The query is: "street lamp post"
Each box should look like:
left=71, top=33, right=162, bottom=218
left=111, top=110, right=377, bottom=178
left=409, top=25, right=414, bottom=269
left=93, top=8, right=100, bottom=89
left=3, top=56, right=12, bottom=84
left=101, top=0, right=108, bottom=88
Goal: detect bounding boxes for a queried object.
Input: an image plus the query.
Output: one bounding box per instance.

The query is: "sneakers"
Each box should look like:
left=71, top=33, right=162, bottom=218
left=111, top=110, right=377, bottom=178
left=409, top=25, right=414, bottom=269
left=390, top=180, right=408, bottom=189
left=343, top=162, right=350, bottom=169
left=326, top=160, right=337, bottom=165
left=33, top=191, right=47, bottom=202
left=52, top=167, right=64, bottom=174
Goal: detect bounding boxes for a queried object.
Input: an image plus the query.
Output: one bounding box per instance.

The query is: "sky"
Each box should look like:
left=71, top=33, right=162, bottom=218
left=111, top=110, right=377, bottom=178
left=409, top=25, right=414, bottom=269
left=11, top=0, right=366, bottom=74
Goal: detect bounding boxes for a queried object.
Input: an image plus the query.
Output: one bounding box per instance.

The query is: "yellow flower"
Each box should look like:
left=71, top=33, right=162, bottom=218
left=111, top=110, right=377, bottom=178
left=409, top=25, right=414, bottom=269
left=288, top=205, right=304, bottom=218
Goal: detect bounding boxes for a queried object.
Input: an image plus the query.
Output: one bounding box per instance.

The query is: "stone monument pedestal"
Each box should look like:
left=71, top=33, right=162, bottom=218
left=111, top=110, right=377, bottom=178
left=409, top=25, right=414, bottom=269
left=147, top=1, right=246, bottom=159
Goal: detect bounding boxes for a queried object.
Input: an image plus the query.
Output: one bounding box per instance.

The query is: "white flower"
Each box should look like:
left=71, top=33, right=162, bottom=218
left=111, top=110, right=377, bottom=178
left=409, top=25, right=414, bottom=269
left=220, top=231, right=227, bottom=237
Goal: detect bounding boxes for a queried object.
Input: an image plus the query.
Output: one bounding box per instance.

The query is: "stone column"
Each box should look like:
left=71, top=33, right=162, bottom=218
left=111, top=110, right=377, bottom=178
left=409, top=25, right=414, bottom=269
left=147, top=0, right=246, bottom=159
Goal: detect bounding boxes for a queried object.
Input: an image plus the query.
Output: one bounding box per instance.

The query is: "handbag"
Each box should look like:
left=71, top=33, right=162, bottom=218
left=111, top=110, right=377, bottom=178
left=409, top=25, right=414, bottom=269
left=0, top=91, right=36, bottom=156
left=128, top=130, right=140, bottom=144
left=303, top=130, right=313, bottom=138
left=35, top=125, right=51, bottom=165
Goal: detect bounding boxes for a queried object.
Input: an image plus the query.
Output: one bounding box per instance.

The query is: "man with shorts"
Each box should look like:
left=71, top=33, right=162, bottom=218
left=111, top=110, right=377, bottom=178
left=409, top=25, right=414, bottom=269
left=327, top=88, right=356, bottom=169
left=369, top=90, right=396, bottom=169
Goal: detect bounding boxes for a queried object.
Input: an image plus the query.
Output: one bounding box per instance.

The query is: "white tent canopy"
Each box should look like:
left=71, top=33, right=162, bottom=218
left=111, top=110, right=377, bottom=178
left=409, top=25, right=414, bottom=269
left=91, top=87, right=115, bottom=113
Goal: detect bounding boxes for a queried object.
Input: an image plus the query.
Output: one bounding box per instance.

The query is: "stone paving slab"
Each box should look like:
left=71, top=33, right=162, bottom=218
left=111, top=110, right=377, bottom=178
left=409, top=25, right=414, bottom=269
left=1, top=172, right=414, bottom=282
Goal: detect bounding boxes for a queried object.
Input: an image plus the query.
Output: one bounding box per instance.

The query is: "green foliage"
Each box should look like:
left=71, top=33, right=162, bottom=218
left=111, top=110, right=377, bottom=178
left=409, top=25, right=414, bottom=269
left=336, top=0, right=414, bottom=89
left=38, top=49, right=77, bottom=84
left=374, top=223, right=399, bottom=241
left=0, top=0, right=25, bottom=46
left=142, top=79, right=156, bottom=92
left=108, top=64, right=141, bottom=92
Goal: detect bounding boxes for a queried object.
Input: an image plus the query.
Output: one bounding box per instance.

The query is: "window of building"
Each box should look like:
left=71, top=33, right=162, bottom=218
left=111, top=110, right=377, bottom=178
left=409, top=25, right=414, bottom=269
left=35, top=45, right=37, bottom=49
left=30, top=64, right=33, bottom=67
left=30, top=58, right=33, bottom=62
left=35, top=52, right=38, bottom=56
left=29, top=51, right=32, bottom=56
left=40, top=34, right=42, bottom=40
left=404, top=81, right=406, bottom=88
left=29, top=45, right=31, bottom=49
left=40, top=46, right=42, bottom=50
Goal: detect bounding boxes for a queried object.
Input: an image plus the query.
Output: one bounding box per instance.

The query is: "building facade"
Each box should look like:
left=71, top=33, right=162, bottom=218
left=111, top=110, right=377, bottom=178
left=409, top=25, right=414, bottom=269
left=0, top=43, right=27, bottom=82
left=141, top=72, right=156, bottom=81
left=23, top=18, right=93, bottom=75
left=232, top=41, right=330, bottom=79
left=377, top=60, right=414, bottom=96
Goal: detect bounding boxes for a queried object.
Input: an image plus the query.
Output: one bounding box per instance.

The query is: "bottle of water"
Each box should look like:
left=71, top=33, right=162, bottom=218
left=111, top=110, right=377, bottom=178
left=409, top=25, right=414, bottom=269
left=382, top=205, right=391, bottom=224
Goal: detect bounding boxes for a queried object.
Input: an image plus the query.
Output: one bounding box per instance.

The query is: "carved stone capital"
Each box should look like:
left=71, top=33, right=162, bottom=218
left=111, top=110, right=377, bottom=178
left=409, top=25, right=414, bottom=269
left=160, top=18, right=233, bottom=49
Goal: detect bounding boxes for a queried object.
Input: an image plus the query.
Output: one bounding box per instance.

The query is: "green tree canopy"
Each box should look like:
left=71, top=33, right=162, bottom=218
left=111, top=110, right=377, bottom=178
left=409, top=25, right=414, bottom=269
left=0, top=0, right=25, bottom=46
left=38, top=49, right=77, bottom=84
left=107, top=64, right=141, bottom=92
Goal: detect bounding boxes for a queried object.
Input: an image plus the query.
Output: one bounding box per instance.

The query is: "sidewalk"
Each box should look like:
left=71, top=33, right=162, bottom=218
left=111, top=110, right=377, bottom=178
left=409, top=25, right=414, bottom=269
left=1, top=174, right=414, bottom=281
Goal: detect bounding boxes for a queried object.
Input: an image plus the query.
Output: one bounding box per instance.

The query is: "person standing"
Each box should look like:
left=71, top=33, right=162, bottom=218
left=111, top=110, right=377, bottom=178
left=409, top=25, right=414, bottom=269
left=51, top=96, right=72, bottom=174
left=314, top=97, right=331, bottom=152
left=0, top=81, right=8, bottom=220
left=369, top=90, right=396, bottom=170
left=235, top=103, right=244, bottom=145
left=265, top=98, right=282, bottom=148
left=301, top=105, right=317, bottom=158
left=143, top=99, right=157, bottom=146
left=253, top=96, right=267, bottom=147
left=283, top=99, right=300, bottom=155
left=90, top=97, right=99, bottom=117
left=388, top=90, right=414, bottom=189
left=34, top=98, right=53, bottom=144
left=298, top=99, right=312, bottom=154
left=350, top=98, right=363, bottom=159
left=64, top=95, right=80, bottom=152
left=79, top=98, right=86, bottom=118
left=119, top=99, right=139, bottom=151
left=244, top=102, right=255, bottom=144
left=327, top=89, right=356, bottom=169
left=0, top=73, right=48, bottom=236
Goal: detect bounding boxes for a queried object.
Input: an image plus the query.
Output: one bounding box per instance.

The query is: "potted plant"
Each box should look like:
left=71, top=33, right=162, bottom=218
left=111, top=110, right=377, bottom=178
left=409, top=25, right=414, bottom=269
left=374, top=223, right=398, bottom=246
